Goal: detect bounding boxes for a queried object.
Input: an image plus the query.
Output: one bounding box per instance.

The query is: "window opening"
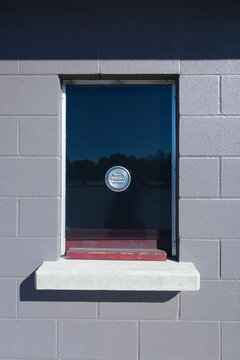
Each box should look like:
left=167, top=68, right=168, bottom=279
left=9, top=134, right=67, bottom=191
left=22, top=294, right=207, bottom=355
left=62, top=81, right=176, bottom=260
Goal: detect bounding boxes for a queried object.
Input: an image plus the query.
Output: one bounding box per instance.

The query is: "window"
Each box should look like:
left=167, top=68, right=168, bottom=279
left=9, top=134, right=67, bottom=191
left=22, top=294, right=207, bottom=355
left=61, top=80, right=176, bottom=260
left=37, top=79, right=199, bottom=291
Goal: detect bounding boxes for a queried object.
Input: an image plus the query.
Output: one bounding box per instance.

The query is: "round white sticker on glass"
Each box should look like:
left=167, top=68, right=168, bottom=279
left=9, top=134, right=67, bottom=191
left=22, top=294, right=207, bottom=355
left=105, top=166, right=131, bottom=192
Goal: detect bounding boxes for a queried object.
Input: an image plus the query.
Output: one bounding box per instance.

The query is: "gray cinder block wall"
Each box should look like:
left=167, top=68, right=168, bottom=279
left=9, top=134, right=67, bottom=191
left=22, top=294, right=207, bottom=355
left=0, top=1, right=240, bottom=359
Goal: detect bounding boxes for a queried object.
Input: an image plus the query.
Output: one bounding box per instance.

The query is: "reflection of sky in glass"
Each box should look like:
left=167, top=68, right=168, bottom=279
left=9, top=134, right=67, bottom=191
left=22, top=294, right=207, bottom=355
left=66, top=85, right=172, bottom=163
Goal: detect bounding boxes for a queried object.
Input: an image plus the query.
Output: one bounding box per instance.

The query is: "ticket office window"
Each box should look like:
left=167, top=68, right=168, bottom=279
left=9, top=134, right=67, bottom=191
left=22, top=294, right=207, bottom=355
left=63, top=81, right=176, bottom=260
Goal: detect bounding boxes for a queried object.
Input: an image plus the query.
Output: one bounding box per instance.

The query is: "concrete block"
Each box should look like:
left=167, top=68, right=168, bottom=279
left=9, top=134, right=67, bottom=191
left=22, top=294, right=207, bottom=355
left=0, top=279, right=17, bottom=317
left=180, top=36, right=230, bottom=74
left=180, top=117, right=240, bottom=156
left=20, top=36, right=98, bottom=74
left=0, top=238, right=58, bottom=277
left=176, top=1, right=226, bottom=35
left=221, top=158, right=240, bottom=197
left=226, top=4, right=240, bottom=34
left=0, top=117, right=18, bottom=155
left=0, top=158, right=60, bottom=196
left=57, top=1, right=179, bottom=37
left=18, top=300, right=97, bottom=320
left=222, top=76, right=240, bottom=114
left=180, top=158, right=219, bottom=197
left=0, top=76, right=60, bottom=115
left=0, top=319, right=56, bottom=358
left=221, top=240, right=240, bottom=279
left=0, top=3, right=58, bottom=36
left=100, top=36, right=179, bottom=74
left=140, top=321, right=219, bottom=360
left=180, top=240, right=219, bottom=279
left=0, top=37, right=18, bottom=74
left=179, top=199, right=240, bottom=238
left=182, top=59, right=240, bottom=75
left=18, top=277, right=97, bottom=319
left=20, top=198, right=60, bottom=237
left=179, top=76, right=219, bottom=115
left=20, top=117, right=60, bottom=156
left=98, top=293, right=179, bottom=320
left=227, top=35, right=240, bottom=74
left=58, top=319, right=137, bottom=360
left=181, top=280, right=240, bottom=320
left=222, top=322, right=240, bottom=360
left=0, top=198, right=17, bottom=236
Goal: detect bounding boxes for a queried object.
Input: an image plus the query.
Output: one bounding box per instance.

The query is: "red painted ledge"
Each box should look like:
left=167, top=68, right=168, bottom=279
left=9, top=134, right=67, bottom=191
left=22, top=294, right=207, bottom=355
left=66, top=248, right=167, bottom=261
left=65, top=229, right=168, bottom=261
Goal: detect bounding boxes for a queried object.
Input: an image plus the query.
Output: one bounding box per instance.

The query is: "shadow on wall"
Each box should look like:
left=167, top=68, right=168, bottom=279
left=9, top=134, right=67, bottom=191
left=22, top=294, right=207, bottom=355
left=20, top=274, right=178, bottom=302
left=0, top=0, right=240, bottom=61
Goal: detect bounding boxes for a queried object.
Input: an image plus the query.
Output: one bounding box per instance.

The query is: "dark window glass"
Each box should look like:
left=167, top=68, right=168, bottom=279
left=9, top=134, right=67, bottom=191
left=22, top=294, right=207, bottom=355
left=66, top=85, right=173, bottom=254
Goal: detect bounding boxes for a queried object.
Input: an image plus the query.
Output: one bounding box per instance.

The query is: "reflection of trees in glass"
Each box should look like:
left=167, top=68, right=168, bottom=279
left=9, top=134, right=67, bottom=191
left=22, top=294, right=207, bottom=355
left=67, top=150, right=171, bottom=186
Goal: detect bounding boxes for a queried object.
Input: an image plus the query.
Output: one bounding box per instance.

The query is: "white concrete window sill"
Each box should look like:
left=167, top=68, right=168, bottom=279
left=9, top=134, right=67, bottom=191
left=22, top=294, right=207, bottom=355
left=35, top=258, right=200, bottom=291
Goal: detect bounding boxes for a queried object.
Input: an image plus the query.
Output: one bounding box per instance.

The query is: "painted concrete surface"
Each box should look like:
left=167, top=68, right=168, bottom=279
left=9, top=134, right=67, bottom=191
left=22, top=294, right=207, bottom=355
left=0, top=1, right=240, bottom=359
left=36, top=259, right=200, bottom=291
